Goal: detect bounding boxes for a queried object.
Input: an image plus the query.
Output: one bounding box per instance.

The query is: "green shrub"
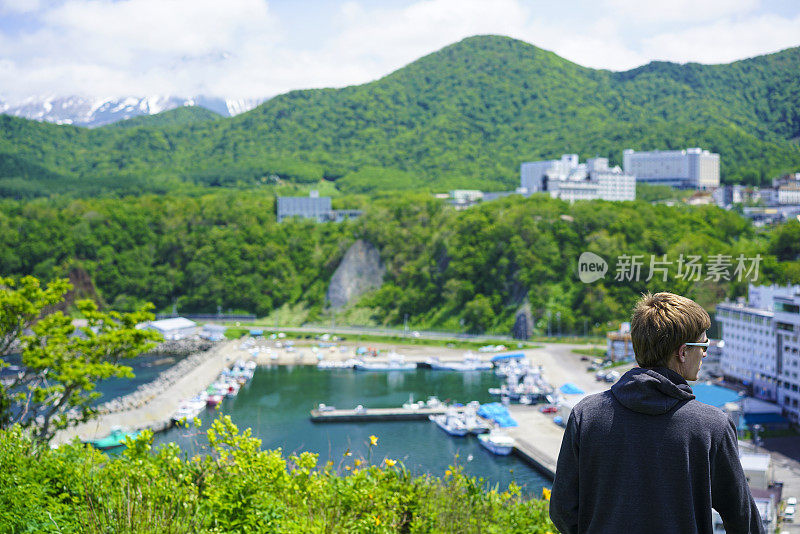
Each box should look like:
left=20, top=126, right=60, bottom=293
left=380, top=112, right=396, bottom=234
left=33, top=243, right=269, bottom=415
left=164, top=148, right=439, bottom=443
left=0, top=419, right=556, bottom=533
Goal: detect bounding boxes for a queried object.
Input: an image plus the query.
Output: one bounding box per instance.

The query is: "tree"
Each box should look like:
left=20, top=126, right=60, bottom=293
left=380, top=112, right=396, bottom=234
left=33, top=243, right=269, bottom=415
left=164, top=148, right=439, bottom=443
left=0, top=276, right=161, bottom=442
left=463, top=294, right=495, bottom=334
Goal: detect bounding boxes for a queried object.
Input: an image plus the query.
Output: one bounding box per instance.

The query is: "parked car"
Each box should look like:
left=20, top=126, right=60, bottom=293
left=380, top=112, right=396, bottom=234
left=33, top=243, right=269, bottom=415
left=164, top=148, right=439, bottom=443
left=785, top=503, right=795, bottom=522
left=540, top=405, right=558, bottom=414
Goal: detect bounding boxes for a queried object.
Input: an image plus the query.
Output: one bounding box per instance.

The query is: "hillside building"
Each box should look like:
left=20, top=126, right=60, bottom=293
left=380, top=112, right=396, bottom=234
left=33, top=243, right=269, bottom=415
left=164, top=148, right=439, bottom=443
left=141, top=317, right=198, bottom=340
left=716, top=284, right=800, bottom=421
left=520, top=155, right=635, bottom=202
left=276, top=191, right=362, bottom=222
left=622, top=147, right=719, bottom=189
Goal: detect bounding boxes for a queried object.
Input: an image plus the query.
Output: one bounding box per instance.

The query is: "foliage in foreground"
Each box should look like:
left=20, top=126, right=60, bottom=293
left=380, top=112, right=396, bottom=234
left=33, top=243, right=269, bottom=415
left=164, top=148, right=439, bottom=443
left=0, top=276, right=162, bottom=442
left=0, top=418, right=555, bottom=533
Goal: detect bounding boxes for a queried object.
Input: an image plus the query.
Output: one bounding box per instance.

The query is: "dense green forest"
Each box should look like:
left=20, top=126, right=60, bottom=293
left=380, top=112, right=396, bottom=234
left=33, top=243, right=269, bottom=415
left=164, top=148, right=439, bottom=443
left=1, top=35, right=799, bottom=199
left=105, top=105, right=222, bottom=130
left=2, top=191, right=799, bottom=335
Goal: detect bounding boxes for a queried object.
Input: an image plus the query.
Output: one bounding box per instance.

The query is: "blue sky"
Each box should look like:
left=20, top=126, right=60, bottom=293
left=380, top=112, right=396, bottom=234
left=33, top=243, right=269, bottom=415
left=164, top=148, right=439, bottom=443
left=1, top=0, right=799, bottom=102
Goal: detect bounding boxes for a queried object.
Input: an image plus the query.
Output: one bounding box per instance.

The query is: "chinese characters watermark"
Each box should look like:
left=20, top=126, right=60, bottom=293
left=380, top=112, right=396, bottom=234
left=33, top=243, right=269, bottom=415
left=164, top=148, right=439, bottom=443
left=578, top=252, right=761, bottom=283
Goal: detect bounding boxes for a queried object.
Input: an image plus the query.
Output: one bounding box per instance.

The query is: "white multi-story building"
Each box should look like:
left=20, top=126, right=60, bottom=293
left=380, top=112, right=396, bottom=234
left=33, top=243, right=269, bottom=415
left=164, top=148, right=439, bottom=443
left=716, top=284, right=800, bottom=421
left=520, top=155, right=635, bottom=202
left=623, top=147, right=719, bottom=189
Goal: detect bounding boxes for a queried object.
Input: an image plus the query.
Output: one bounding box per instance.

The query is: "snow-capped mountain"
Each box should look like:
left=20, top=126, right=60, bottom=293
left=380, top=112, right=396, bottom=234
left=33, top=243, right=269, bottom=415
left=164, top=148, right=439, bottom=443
left=0, top=95, right=263, bottom=127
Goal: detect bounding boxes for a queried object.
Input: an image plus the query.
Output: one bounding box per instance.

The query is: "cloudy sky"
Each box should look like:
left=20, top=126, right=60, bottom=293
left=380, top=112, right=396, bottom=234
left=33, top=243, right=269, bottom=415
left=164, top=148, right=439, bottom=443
left=1, top=0, right=799, bottom=102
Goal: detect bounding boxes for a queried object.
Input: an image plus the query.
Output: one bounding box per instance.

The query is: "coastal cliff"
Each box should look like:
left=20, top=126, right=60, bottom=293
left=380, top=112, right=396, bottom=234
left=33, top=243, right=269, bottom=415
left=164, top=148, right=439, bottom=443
left=326, top=240, right=385, bottom=309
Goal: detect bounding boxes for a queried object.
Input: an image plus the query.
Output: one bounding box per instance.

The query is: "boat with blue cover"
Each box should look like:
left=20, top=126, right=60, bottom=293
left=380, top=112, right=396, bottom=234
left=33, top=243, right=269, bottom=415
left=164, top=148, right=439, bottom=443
left=86, top=427, right=140, bottom=450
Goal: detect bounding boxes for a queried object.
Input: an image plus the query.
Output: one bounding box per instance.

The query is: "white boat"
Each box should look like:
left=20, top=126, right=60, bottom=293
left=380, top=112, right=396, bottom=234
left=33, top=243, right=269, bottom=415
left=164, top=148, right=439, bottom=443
left=354, top=353, right=416, bottom=371
left=430, top=354, right=492, bottom=371
left=429, top=410, right=469, bottom=437
left=461, top=408, right=491, bottom=434
left=317, top=358, right=359, bottom=369
left=478, top=430, right=515, bottom=455
left=171, top=393, right=208, bottom=423
left=402, top=394, right=421, bottom=410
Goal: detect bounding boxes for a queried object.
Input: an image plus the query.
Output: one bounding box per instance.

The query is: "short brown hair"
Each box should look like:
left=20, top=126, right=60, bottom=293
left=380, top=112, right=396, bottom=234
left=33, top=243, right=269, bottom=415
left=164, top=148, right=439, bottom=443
left=630, top=292, right=711, bottom=368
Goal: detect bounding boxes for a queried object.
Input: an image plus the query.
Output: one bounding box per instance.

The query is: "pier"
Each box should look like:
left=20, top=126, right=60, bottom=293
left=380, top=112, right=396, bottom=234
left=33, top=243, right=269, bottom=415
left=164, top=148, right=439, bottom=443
left=310, top=406, right=458, bottom=422
left=51, top=339, right=244, bottom=446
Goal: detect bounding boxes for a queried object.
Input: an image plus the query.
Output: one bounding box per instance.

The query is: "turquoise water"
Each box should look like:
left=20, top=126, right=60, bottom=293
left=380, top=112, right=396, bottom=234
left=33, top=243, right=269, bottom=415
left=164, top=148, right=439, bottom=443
left=153, top=365, right=552, bottom=495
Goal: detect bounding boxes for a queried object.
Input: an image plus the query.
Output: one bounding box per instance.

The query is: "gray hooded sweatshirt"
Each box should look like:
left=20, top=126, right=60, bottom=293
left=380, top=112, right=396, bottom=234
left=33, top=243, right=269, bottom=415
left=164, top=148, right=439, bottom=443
left=549, top=367, right=764, bottom=534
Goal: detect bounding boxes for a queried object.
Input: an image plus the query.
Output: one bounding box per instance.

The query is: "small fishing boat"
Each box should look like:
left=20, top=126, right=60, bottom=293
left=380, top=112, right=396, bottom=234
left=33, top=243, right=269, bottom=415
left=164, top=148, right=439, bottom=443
left=86, top=427, right=140, bottom=450
left=429, top=409, right=469, bottom=437
left=172, top=392, right=208, bottom=423
left=354, top=353, right=417, bottom=371
left=461, top=408, right=491, bottom=434
left=477, top=430, right=515, bottom=455
left=430, top=354, right=493, bottom=371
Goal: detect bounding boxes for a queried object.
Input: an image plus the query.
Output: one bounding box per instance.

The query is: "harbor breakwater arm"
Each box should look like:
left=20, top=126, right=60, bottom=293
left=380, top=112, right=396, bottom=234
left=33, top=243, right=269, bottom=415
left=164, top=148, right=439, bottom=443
left=51, top=339, right=241, bottom=446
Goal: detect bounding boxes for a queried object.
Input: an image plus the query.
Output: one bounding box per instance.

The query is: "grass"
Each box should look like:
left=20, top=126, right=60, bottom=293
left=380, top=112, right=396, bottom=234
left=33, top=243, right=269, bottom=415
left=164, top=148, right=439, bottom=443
left=572, top=347, right=607, bottom=359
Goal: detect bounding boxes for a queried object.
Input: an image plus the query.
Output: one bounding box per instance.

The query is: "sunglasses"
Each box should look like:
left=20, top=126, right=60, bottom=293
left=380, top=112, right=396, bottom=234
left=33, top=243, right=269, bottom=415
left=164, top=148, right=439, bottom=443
left=685, top=341, right=711, bottom=351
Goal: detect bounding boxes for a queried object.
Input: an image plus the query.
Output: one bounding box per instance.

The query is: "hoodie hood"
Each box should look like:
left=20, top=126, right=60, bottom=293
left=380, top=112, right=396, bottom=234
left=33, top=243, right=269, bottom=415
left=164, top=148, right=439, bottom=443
left=611, top=367, right=695, bottom=415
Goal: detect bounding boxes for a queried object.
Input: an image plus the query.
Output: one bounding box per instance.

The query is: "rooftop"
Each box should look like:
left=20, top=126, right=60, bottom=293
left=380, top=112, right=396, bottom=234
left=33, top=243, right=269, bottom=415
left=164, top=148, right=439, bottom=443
left=692, top=383, right=743, bottom=409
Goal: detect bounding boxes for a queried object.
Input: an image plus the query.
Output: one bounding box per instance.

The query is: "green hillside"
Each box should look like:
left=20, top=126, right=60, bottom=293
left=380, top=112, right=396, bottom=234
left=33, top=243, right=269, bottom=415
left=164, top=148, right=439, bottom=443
left=1, top=35, right=799, bottom=198
left=105, top=105, right=222, bottom=130
left=2, top=191, right=798, bottom=334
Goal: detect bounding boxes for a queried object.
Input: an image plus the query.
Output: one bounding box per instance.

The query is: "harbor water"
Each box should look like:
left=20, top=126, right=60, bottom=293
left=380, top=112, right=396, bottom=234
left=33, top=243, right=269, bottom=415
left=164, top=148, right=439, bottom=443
left=152, top=365, right=552, bottom=495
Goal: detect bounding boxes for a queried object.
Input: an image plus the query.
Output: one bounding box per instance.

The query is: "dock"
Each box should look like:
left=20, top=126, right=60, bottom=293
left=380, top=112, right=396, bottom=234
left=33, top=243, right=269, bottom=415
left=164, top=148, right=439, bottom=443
left=505, top=405, right=564, bottom=480
left=310, top=406, right=455, bottom=422
left=51, top=340, right=243, bottom=446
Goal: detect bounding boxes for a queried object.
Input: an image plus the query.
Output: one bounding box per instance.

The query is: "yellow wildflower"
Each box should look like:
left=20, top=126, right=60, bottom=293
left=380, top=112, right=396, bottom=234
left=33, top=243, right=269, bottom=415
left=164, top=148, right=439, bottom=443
left=385, top=458, right=397, bottom=467
left=374, top=515, right=381, bottom=526
left=542, top=487, right=552, bottom=501
left=369, top=435, right=378, bottom=446
left=345, top=466, right=351, bottom=471
left=445, top=469, right=452, bottom=477
left=354, top=459, right=362, bottom=466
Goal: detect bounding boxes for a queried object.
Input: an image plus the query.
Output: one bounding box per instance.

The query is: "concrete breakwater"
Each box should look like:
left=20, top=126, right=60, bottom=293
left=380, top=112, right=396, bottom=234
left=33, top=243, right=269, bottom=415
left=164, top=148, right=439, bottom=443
left=96, top=341, right=223, bottom=416
left=145, top=337, right=216, bottom=358
left=52, top=339, right=242, bottom=446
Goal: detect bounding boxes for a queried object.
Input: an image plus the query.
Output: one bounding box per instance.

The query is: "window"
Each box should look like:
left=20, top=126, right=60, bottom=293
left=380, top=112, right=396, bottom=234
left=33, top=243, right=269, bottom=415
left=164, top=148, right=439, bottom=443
left=776, top=302, right=800, bottom=314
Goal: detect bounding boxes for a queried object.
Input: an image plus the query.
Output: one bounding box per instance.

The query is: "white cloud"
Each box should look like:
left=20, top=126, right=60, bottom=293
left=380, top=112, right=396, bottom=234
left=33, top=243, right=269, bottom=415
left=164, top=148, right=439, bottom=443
left=0, top=0, right=798, bottom=101
left=641, top=13, right=800, bottom=64
left=326, top=0, right=533, bottom=80
left=604, top=0, right=759, bottom=23
left=0, top=0, right=283, bottom=99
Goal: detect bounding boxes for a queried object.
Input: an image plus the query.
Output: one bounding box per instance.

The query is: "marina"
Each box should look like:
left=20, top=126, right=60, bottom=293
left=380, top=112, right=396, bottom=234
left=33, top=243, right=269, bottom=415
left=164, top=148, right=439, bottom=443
left=57, top=337, right=800, bottom=502
left=51, top=339, right=604, bottom=493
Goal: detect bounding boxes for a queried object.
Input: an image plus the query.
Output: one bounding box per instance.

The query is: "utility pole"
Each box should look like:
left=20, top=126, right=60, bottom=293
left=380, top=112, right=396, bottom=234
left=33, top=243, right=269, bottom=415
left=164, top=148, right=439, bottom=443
left=404, top=313, right=408, bottom=337
left=556, top=312, right=561, bottom=338
left=547, top=311, right=552, bottom=338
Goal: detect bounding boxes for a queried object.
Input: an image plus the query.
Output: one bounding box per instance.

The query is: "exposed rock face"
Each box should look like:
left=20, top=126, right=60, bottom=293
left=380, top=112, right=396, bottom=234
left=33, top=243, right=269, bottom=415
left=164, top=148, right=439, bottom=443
left=326, top=240, right=385, bottom=309
left=512, top=303, right=534, bottom=340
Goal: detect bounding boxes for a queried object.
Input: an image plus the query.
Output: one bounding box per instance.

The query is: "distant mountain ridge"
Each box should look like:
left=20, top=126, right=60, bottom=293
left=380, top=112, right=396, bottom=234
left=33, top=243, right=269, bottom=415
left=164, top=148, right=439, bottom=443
left=0, top=35, right=799, bottom=199
left=0, top=95, right=262, bottom=127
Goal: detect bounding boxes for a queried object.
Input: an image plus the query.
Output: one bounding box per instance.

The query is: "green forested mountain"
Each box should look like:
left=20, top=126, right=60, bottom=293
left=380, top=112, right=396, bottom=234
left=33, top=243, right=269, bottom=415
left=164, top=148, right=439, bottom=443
left=1, top=35, right=799, bottom=198
left=105, top=105, right=222, bottom=130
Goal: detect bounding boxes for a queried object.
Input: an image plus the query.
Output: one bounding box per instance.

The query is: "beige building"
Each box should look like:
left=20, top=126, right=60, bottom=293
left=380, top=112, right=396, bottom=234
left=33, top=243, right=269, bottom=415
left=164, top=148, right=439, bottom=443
left=623, top=147, right=719, bottom=189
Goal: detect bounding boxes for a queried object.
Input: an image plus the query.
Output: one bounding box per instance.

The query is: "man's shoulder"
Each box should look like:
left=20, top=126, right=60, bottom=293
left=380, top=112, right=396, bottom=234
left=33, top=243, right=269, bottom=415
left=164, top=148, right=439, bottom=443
left=573, top=390, right=616, bottom=412
left=681, top=397, right=733, bottom=427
